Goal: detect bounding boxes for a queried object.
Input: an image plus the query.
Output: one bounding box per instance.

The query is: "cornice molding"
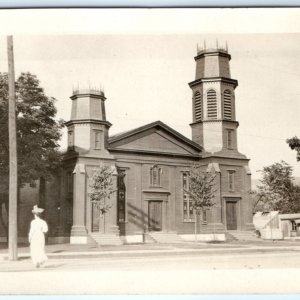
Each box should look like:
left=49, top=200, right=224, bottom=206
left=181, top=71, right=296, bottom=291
left=65, top=119, right=112, bottom=128
left=194, top=50, right=231, bottom=61
left=189, top=77, right=238, bottom=88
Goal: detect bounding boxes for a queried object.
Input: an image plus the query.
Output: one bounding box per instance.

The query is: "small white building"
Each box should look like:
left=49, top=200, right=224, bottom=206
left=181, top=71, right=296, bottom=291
left=253, top=211, right=300, bottom=240
left=279, top=213, right=300, bottom=239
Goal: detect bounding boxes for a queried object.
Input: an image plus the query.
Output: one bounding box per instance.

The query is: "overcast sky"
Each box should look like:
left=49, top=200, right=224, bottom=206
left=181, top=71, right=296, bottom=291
left=0, top=9, right=300, bottom=179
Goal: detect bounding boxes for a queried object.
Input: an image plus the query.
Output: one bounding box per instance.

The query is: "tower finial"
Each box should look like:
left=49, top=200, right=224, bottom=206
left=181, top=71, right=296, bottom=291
left=204, top=40, right=206, bottom=50
left=216, top=39, right=219, bottom=49
left=197, top=43, right=199, bottom=54
left=226, top=40, right=228, bottom=52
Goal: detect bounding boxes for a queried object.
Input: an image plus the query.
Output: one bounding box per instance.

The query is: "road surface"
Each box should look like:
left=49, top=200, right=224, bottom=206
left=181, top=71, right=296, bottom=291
left=1, top=245, right=300, bottom=294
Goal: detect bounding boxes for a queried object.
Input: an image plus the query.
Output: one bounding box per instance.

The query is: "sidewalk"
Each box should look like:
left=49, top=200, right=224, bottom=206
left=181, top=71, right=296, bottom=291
left=1, top=239, right=300, bottom=261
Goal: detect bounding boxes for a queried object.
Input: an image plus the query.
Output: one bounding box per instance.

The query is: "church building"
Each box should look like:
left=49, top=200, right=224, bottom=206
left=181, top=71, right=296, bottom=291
left=0, top=46, right=254, bottom=245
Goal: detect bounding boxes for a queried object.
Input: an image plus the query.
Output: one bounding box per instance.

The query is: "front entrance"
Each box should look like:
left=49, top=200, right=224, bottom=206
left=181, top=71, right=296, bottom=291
left=148, top=201, right=162, bottom=231
left=226, top=201, right=237, bottom=230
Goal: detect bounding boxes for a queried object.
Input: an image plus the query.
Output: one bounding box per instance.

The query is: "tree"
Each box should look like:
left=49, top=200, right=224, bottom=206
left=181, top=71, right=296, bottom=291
left=184, top=163, right=216, bottom=240
left=287, top=136, right=300, bottom=161
left=89, top=165, right=116, bottom=217
left=0, top=72, right=64, bottom=235
left=255, top=161, right=300, bottom=213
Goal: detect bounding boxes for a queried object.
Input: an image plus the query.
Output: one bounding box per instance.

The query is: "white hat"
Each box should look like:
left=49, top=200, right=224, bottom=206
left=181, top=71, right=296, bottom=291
left=32, top=205, right=44, bottom=214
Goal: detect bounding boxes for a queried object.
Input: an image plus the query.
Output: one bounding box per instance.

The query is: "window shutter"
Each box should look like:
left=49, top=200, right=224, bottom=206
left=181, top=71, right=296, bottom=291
left=207, top=89, right=217, bottom=119
left=194, top=91, right=202, bottom=121
left=223, top=90, right=232, bottom=120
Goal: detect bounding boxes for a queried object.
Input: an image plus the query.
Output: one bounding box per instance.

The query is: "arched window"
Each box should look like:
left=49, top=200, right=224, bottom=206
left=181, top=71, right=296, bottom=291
left=194, top=91, right=202, bottom=121
left=207, top=89, right=217, bottom=119
left=150, top=165, right=162, bottom=187
left=223, top=89, right=232, bottom=120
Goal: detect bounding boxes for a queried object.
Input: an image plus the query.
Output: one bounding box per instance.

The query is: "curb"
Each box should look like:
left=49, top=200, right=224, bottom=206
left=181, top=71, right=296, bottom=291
left=2, top=245, right=300, bottom=261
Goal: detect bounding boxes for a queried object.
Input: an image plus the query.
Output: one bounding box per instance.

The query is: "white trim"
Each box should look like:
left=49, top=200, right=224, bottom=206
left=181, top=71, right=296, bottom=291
left=70, top=236, right=88, bottom=244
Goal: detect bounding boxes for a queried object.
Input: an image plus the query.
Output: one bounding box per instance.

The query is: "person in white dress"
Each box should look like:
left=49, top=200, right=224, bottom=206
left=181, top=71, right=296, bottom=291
left=28, top=205, right=48, bottom=268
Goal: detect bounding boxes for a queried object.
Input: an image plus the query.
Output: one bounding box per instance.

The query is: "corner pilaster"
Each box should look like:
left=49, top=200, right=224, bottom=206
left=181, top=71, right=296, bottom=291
left=70, top=163, right=88, bottom=244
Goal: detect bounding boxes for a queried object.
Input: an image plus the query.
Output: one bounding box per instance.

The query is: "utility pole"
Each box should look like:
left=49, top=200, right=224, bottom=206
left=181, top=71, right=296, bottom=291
left=7, top=35, right=18, bottom=261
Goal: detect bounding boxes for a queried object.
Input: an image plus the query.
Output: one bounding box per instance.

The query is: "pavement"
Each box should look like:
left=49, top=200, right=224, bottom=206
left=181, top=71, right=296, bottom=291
left=2, top=239, right=300, bottom=294
left=1, top=238, right=300, bottom=261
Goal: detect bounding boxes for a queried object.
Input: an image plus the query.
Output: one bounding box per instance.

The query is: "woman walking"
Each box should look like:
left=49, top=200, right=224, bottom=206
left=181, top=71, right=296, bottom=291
left=28, top=205, right=48, bottom=268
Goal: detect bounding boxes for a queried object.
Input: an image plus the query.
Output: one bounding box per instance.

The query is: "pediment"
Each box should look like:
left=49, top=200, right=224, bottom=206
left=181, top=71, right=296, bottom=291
left=108, top=121, right=201, bottom=157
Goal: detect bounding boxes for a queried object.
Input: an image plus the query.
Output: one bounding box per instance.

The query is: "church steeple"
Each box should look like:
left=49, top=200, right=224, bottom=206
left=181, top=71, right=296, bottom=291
left=65, top=88, right=112, bottom=157
left=189, top=44, right=240, bottom=154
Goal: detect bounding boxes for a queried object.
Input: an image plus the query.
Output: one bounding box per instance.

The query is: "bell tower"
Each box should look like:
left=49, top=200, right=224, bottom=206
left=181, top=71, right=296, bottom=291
left=65, top=88, right=112, bottom=158
left=188, top=43, right=254, bottom=232
left=189, top=45, right=239, bottom=155
left=63, top=88, right=118, bottom=244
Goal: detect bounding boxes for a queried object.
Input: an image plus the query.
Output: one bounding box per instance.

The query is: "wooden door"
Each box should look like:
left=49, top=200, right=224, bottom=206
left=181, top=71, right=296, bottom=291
left=226, top=201, right=237, bottom=230
left=91, top=202, right=100, bottom=232
left=148, top=201, right=162, bottom=231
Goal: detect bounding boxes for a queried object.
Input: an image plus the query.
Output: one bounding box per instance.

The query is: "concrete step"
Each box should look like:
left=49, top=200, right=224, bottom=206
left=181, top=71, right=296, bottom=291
left=89, top=233, right=123, bottom=246
left=147, top=232, right=184, bottom=244
left=227, top=230, right=260, bottom=241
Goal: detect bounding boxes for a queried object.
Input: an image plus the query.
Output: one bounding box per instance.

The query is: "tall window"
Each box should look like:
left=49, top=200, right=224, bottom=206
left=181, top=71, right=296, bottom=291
left=150, top=165, right=161, bottom=187
left=228, top=170, right=235, bottom=192
left=117, top=169, right=126, bottom=223
left=194, top=91, right=202, bottom=121
left=223, top=89, right=232, bottom=120
left=227, top=129, right=234, bottom=149
left=94, top=130, right=102, bottom=149
left=207, top=89, right=217, bottom=119
left=183, top=172, right=194, bottom=222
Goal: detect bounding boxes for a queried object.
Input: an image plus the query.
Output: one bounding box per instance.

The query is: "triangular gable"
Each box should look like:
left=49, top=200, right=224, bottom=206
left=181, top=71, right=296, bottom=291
left=108, top=121, right=201, bottom=157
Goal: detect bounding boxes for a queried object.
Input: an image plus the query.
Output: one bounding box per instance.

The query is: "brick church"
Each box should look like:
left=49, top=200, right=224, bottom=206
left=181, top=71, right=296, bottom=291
left=0, top=46, right=254, bottom=244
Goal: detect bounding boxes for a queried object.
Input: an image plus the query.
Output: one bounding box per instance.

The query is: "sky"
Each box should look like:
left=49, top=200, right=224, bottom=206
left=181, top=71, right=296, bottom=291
left=0, top=9, right=300, bottom=179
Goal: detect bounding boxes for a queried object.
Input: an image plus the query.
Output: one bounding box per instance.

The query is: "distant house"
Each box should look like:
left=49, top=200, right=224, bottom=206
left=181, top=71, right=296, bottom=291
left=253, top=211, right=300, bottom=239
left=280, top=213, right=300, bottom=238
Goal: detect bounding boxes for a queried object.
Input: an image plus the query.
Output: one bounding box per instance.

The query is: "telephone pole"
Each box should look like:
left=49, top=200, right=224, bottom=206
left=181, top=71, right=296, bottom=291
left=7, top=35, right=18, bottom=261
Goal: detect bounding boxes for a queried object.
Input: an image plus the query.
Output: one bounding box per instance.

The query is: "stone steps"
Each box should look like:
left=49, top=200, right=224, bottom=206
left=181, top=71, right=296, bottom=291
left=89, top=233, right=123, bottom=246
left=147, top=232, right=184, bottom=243
left=226, top=230, right=260, bottom=241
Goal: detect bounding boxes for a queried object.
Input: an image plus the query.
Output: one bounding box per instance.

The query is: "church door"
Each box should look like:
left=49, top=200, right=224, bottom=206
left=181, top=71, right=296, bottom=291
left=226, top=201, right=237, bottom=230
left=148, top=201, right=162, bottom=231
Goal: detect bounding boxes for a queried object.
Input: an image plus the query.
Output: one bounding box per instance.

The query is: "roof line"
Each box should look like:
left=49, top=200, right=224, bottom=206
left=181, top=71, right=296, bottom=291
left=108, top=120, right=202, bottom=152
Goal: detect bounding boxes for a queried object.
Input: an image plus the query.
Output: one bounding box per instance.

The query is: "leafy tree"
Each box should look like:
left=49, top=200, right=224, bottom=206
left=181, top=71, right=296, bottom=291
left=89, top=165, right=116, bottom=216
left=0, top=72, right=64, bottom=235
left=287, top=136, right=300, bottom=161
left=184, top=163, right=216, bottom=239
left=255, top=161, right=300, bottom=213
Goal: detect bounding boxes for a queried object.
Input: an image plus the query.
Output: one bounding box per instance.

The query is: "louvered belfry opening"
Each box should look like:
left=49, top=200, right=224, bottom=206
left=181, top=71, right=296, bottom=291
left=207, top=89, right=217, bottom=119
left=194, top=91, right=202, bottom=121
left=223, top=89, right=232, bottom=120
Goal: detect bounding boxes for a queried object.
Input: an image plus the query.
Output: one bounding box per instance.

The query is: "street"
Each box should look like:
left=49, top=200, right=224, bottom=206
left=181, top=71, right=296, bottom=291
left=1, top=243, right=300, bottom=294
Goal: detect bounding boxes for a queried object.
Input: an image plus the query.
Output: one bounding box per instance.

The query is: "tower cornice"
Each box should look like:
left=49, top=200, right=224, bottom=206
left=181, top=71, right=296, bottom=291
left=188, top=77, right=238, bottom=88
left=194, top=50, right=231, bottom=61
left=65, top=119, right=112, bottom=128
left=190, top=120, right=239, bottom=127
left=70, top=93, right=107, bottom=101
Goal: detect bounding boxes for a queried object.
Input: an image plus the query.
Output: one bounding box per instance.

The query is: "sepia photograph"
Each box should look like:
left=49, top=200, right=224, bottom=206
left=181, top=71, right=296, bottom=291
left=1, top=8, right=300, bottom=295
